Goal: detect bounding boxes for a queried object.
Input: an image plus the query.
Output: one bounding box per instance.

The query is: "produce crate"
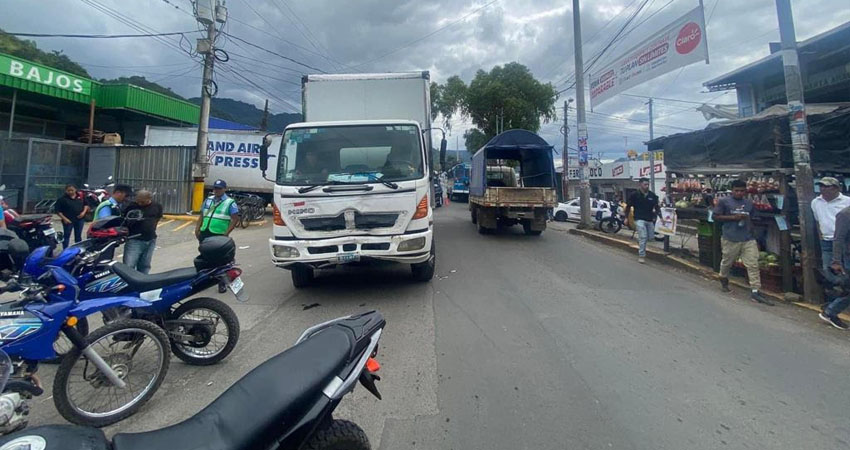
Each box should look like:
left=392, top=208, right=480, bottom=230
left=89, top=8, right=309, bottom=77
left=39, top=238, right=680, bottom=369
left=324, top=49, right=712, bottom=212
left=698, top=235, right=714, bottom=267
left=760, top=267, right=783, bottom=293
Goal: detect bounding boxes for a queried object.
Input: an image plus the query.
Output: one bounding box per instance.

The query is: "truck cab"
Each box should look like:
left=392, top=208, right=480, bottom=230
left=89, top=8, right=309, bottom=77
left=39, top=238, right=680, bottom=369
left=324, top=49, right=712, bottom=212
left=261, top=120, right=438, bottom=287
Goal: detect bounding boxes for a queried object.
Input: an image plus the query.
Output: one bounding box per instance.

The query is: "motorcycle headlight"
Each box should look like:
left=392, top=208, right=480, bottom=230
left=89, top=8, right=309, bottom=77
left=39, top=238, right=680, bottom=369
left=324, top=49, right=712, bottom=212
left=0, top=395, right=15, bottom=425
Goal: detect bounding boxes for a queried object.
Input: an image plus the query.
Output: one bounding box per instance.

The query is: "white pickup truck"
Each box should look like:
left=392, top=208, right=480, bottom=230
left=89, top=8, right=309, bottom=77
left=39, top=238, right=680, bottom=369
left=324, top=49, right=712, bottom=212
left=258, top=73, right=446, bottom=287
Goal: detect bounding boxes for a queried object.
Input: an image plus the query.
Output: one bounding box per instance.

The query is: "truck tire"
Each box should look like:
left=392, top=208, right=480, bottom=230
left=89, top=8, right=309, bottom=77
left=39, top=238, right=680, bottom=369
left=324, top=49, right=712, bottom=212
left=291, top=265, right=314, bottom=288
left=411, top=241, right=436, bottom=282
left=477, top=221, right=489, bottom=234
left=471, top=206, right=478, bottom=224
left=523, top=221, right=543, bottom=236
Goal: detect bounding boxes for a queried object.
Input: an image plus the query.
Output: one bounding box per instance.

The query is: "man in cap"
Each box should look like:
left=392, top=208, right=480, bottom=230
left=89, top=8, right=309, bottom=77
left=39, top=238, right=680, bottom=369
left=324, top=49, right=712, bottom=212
left=195, top=179, right=239, bottom=242
left=811, top=177, right=850, bottom=274
left=94, top=184, right=133, bottom=219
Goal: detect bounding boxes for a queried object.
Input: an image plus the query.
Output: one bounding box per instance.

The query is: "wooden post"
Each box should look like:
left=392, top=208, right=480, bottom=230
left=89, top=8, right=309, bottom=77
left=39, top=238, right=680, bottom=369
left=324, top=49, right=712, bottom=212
left=87, top=99, right=96, bottom=144
left=779, top=172, right=793, bottom=292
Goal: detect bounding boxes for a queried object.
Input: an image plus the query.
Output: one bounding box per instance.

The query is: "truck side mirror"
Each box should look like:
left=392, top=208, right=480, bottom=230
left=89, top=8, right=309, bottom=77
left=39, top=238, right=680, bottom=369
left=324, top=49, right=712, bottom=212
left=439, top=138, right=447, bottom=170
left=259, top=134, right=272, bottom=172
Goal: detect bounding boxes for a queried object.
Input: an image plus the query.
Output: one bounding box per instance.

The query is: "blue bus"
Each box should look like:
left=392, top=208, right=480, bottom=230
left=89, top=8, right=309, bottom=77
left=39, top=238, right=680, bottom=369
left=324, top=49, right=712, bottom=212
left=449, top=163, right=471, bottom=201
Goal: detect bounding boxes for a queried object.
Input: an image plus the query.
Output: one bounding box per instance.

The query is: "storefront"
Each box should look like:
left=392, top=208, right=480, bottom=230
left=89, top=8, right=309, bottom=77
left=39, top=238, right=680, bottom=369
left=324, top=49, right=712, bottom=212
left=1, top=52, right=199, bottom=144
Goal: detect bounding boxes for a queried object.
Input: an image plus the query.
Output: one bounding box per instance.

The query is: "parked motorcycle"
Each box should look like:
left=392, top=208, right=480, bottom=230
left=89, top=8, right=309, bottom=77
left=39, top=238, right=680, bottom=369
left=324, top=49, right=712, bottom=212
left=0, top=310, right=385, bottom=448
left=0, top=229, right=28, bottom=280
left=597, top=203, right=624, bottom=234
left=0, top=268, right=172, bottom=431
left=0, top=186, right=62, bottom=252
left=22, top=214, right=243, bottom=366
left=79, top=176, right=114, bottom=221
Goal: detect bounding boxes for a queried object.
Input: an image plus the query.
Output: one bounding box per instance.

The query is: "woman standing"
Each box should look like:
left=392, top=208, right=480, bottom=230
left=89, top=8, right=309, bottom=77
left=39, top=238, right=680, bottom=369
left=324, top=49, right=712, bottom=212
left=54, top=184, right=89, bottom=248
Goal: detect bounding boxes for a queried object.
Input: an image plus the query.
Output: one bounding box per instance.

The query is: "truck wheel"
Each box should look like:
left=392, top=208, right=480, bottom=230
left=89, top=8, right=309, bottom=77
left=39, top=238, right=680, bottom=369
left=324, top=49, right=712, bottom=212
left=291, top=265, right=314, bottom=288
left=411, top=241, right=435, bottom=282
left=523, top=222, right=543, bottom=236
left=471, top=207, right=478, bottom=224
left=477, top=221, right=489, bottom=234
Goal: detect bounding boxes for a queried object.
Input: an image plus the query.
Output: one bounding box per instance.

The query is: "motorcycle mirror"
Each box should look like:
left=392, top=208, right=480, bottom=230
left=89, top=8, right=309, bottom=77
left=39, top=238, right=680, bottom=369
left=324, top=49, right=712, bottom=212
left=83, top=183, right=90, bottom=189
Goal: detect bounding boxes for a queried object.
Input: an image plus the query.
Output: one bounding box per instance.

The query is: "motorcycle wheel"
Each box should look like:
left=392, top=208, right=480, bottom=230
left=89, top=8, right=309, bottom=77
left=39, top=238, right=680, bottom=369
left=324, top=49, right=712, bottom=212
left=44, top=316, right=90, bottom=364
left=599, top=218, right=622, bottom=234
left=53, top=319, right=170, bottom=428
left=303, top=419, right=370, bottom=450
left=168, top=297, right=240, bottom=366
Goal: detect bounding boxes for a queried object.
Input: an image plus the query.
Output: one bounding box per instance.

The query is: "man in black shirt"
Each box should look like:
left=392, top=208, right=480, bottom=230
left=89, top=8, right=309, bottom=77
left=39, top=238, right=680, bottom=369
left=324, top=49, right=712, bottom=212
left=122, top=190, right=163, bottom=274
left=54, top=184, right=89, bottom=248
left=625, top=178, right=661, bottom=263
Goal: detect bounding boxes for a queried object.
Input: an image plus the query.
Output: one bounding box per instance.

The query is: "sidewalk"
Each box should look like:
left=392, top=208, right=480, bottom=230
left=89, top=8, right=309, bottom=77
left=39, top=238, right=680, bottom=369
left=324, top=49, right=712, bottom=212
left=550, top=219, right=850, bottom=323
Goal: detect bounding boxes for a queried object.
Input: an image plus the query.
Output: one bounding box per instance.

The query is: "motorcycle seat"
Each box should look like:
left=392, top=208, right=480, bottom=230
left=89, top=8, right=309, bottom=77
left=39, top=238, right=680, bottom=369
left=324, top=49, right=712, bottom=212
left=12, top=214, right=51, bottom=224
left=111, top=263, right=197, bottom=292
left=112, top=326, right=353, bottom=450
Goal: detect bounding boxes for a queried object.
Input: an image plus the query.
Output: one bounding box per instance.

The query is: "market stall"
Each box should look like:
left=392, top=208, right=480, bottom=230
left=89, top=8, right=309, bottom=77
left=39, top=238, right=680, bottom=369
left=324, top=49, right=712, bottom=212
left=650, top=104, right=850, bottom=295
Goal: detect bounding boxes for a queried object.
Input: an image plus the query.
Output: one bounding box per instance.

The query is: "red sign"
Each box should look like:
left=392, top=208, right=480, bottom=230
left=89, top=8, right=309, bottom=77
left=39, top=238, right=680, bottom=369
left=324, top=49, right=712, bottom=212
left=612, top=165, right=624, bottom=177
left=676, top=22, right=702, bottom=54
left=639, top=163, right=664, bottom=177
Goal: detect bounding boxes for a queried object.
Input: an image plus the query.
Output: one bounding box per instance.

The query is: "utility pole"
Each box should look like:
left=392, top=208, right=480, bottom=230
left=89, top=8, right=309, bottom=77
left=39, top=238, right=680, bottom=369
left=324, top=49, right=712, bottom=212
left=456, top=135, right=460, bottom=165
left=562, top=100, right=572, bottom=201
left=775, top=0, right=819, bottom=303
left=259, top=99, right=269, bottom=131
left=572, top=0, right=591, bottom=228
left=192, top=0, right=226, bottom=212
left=647, top=98, right=655, bottom=189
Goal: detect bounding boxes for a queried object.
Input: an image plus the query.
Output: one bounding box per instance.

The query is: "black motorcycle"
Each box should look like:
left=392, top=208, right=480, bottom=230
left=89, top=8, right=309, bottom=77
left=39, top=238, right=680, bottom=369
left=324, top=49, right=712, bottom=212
left=0, top=311, right=386, bottom=450
left=597, top=203, right=624, bottom=234
left=0, top=229, right=28, bottom=280
left=433, top=177, right=443, bottom=208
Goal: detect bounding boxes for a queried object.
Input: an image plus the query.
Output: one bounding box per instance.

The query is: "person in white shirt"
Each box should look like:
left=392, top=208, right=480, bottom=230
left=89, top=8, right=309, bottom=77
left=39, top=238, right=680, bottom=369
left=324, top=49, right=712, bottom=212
left=811, top=177, right=850, bottom=273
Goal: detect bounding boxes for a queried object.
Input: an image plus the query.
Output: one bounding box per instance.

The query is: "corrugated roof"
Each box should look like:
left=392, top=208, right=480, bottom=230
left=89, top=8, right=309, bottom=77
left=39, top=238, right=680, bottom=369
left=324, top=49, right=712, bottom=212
left=0, top=52, right=199, bottom=124
left=703, top=21, right=850, bottom=90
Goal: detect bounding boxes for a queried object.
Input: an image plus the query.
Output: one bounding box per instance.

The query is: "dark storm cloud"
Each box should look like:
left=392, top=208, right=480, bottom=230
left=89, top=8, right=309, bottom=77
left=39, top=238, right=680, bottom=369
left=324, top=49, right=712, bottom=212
left=3, top=0, right=849, bottom=154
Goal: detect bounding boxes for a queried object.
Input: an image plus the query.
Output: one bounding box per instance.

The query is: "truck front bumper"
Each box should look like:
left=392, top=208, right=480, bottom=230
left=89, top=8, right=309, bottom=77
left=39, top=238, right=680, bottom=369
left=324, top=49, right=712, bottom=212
left=269, top=229, right=433, bottom=268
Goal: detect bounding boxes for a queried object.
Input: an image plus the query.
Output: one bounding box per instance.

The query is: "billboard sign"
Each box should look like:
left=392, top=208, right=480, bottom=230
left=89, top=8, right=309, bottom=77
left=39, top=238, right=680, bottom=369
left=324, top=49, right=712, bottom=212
left=589, top=6, right=708, bottom=108
left=0, top=54, right=92, bottom=95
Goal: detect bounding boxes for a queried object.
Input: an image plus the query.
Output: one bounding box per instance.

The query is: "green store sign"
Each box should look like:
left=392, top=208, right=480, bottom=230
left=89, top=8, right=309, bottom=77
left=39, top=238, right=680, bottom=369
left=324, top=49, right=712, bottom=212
left=0, top=54, right=92, bottom=95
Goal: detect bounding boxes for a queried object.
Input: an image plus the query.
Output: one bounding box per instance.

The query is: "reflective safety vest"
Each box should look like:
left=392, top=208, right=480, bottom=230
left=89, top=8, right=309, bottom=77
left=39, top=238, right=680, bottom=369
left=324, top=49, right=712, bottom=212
left=93, top=200, right=113, bottom=219
left=200, top=197, right=235, bottom=235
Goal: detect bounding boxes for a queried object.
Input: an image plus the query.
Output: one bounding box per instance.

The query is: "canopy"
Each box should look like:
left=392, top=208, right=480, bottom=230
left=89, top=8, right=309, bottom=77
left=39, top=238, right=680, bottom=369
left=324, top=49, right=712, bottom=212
left=470, top=129, right=556, bottom=196
left=649, top=103, right=850, bottom=172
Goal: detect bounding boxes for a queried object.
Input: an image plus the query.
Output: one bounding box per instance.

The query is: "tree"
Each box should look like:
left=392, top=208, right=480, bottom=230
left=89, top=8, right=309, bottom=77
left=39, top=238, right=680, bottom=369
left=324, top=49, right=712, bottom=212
left=432, top=62, right=557, bottom=153
left=0, top=29, right=90, bottom=77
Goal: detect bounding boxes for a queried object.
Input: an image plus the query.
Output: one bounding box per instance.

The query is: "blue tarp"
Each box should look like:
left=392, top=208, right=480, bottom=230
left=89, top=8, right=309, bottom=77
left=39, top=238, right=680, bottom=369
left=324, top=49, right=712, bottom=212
left=469, top=129, right=556, bottom=197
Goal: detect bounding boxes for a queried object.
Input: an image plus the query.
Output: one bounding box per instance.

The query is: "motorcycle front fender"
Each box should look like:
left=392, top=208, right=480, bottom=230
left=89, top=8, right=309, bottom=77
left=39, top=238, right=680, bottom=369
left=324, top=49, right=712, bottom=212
left=69, top=296, right=150, bottom=317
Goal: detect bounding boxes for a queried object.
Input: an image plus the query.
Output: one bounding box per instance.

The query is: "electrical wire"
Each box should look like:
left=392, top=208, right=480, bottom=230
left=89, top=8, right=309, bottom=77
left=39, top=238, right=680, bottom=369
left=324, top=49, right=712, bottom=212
left=226, top=14, right=341, bottom=68
left=348, top=0, right=500, bottom=69
left=221, top=32, right=327, bottom=73
left=269, top=0, right=340, bottom=70
left=1, top=31, right=194, bottom=38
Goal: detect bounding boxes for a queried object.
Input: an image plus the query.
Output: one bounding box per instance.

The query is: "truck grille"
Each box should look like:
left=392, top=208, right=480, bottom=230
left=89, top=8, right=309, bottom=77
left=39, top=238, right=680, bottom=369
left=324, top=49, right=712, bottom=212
left=300, top=212, right=399, bottom=231
left=354, top=213, right=398, bottom=229
left=300, top=215, right=346, bottom=231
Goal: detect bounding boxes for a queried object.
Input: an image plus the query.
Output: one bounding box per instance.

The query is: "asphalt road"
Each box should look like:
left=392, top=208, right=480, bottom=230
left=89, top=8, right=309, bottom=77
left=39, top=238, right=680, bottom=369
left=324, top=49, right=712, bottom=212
left=22, top=202, right=850, bottom=449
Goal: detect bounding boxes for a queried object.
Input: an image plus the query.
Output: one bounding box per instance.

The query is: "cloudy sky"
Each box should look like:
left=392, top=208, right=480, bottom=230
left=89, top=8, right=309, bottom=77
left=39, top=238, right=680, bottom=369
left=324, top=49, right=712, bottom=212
left=3, top=0, right=849, bottom=157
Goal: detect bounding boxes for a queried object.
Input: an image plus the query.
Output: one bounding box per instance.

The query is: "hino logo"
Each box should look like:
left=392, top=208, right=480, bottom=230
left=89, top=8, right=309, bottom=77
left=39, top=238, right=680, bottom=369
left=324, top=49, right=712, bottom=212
left=288, top=207, right=316, bottom=215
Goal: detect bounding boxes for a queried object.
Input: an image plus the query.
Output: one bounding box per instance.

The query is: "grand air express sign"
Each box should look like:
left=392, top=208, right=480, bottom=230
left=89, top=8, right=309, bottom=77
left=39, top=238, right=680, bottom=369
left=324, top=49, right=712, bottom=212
left=0, top=54, right=92, bottom=96
left=590, top=6, right=708, bottom=108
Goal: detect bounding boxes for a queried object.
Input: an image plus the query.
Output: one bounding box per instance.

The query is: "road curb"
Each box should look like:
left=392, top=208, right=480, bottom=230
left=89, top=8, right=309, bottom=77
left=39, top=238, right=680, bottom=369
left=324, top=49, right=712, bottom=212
left=162, top=214, right=198, bottom=222
left=567, top=228, right=789, bottom=304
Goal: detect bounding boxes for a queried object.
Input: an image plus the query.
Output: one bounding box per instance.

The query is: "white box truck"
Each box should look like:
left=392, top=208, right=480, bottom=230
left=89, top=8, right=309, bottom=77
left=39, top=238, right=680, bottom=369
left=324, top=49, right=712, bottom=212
left=258, top=72, right=446, bottom=287
left=144, top=126, right=282, bottom=199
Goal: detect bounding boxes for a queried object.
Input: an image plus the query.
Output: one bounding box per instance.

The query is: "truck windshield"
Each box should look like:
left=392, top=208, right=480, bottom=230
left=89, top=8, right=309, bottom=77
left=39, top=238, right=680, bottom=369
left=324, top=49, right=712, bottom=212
left=276, top=124, right=424, bottom=185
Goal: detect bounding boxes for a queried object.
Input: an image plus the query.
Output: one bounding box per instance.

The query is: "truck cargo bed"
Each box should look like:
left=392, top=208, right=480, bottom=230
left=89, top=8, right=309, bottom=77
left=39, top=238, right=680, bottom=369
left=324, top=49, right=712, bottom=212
left=470, top=187, right=557, bottom=207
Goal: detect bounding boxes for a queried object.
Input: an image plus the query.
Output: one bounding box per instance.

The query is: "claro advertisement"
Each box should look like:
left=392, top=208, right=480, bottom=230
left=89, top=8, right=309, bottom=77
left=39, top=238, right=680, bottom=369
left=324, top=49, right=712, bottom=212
left=144, top=126, right=281, bottom=193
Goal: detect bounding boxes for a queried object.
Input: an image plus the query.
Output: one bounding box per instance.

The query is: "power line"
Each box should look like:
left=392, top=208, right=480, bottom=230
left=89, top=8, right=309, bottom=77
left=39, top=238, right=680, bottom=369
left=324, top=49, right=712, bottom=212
left=270, top=0, right=340, bottom=69
left=226, top=14, right=340, bottom=68
left=221, top=32, right=327, bottom=73
left=349, top=0, right=500, bottom=69
left=0, top=31, right=195, bottom=39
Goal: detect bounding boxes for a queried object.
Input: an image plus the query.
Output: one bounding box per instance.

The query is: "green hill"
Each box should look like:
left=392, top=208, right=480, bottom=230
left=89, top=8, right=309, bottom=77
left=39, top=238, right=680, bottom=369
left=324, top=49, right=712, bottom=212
left=189, top=97, right=302, bottom=132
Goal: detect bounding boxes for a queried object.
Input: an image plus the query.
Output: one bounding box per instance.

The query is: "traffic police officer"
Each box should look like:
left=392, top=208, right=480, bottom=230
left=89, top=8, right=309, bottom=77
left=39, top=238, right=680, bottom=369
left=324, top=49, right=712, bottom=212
left=195, top=179, right=239, bottom=242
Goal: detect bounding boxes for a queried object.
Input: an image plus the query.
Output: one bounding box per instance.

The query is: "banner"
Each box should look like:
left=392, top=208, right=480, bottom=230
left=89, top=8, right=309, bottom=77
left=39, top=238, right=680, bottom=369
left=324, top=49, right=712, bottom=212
left=0, top=54, right=92, bottom=95
left=589, top=6, right=708, bottom=108
left=655, top=207, right=678, bottom=237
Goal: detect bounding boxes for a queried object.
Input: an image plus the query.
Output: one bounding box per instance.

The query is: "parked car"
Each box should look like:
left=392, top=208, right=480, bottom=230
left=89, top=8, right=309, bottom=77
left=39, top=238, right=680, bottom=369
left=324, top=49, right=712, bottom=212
left=553, top=198, right=613, bottom=222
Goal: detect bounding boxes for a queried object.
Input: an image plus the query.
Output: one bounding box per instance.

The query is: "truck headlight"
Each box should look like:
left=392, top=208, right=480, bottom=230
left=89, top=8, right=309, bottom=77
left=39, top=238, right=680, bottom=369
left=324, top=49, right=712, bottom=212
left=398, top=237, right=426, bottom=252
left=273, top=245, right=300, bottom=258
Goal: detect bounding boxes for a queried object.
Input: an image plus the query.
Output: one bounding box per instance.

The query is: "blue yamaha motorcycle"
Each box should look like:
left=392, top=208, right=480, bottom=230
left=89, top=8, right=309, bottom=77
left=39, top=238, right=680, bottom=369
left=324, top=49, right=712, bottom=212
left=22, top=216, right=244, bottom=367
left=0, top=267, right=171, bottom=432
